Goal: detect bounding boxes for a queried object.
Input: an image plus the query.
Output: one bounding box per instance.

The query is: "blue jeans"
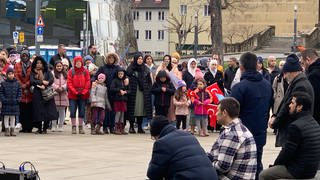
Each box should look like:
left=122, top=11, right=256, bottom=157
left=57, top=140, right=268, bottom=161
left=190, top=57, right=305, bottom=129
left=104, top=111, right=115, bottom=130
left=69, top=99, right=86, bottom=118
left=256, top=145, right=264, bottom=180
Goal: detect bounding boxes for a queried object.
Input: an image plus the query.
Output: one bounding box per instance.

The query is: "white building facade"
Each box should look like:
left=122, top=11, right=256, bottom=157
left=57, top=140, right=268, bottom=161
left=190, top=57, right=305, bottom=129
left=132, top=0, right=169, bottom=59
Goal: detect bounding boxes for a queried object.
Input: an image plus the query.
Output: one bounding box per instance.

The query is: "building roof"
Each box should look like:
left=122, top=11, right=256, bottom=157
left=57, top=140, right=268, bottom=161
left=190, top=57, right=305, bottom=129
left=132, top=0, right=169, bottom=9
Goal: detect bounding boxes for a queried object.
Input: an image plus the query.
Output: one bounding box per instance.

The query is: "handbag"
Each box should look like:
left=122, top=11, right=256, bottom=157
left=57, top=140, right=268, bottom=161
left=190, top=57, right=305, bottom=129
left=41, top=86, right=57, bottom=101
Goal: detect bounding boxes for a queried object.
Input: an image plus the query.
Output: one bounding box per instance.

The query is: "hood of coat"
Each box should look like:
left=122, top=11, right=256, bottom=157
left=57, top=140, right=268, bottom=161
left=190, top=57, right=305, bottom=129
left=240, top=71, right=263, bottom=82
left=105, top=53, right=119, bottom=65
left=115, top=68, right=126, bottom=80
left=156, top=70, right=170, bottom=83
left=307, top=58, right=320, bottom=74
left=73, top=56, right=85, bottom=72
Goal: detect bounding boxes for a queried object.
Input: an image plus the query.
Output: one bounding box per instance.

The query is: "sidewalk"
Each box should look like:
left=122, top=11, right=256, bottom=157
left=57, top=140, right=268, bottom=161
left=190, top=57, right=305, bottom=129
left=0, top=126, right=280, bottom=180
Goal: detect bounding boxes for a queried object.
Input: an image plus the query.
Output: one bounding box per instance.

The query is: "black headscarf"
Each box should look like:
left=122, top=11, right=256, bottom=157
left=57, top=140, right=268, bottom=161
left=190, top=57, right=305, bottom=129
left=132, top=53, right=145, bottom=91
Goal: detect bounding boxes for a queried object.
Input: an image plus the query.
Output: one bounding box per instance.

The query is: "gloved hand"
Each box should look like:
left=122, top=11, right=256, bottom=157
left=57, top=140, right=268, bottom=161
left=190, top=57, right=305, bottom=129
left=77, top=93, right=82, bottom=99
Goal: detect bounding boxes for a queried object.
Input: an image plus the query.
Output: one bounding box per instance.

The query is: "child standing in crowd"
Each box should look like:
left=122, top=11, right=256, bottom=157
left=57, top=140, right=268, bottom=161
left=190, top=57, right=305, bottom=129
left=151, top=70, right=175, bottom=117
left=0, top=68, right=21, bottom=136
left=90, top=73, right=111, bottom=135
left=52, top=61, right=69, bottom=132
left=110, top=68, right=129, bottom=135
left=191, top=78, right=212, bottom=137
left=173, top=80, right=190, bottom=130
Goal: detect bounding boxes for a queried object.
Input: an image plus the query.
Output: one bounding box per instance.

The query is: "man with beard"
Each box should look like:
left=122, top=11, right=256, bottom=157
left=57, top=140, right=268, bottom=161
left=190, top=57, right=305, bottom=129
left=14, top=49, right=33, bottom=132
left=260, top=92, right=320, bottom=179
left=224, top=57, right=238, bottom=92
left=88, top=44, right=105, bottom=68
left=300, top=49, right=320, bottom=124
left=49, top=44, right=72, bottom=69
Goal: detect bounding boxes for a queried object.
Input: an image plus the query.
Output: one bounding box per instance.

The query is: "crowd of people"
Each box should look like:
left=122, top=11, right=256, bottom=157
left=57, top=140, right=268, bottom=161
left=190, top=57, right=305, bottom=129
left=0, top=43, right=320, bottom=179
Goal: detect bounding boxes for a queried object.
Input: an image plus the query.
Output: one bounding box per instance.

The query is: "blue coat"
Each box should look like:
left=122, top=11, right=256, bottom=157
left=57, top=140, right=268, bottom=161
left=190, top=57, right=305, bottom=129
left=231, top=71, right=272, bottom=146
left=0, top=78, right=22, bottom=116
left=147, top=125, right=218, bottom=180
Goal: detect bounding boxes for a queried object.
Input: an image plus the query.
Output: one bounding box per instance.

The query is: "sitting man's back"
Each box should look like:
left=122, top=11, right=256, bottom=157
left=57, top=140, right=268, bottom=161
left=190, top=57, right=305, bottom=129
left=209, top=97, right=257, bottom=179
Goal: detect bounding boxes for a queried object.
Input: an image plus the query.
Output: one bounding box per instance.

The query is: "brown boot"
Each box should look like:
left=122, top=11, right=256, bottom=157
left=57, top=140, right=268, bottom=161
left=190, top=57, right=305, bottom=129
left=72, top=126, right=77, bottom=134
left=120, top=123, right=128, bottom=135
left=79, top=126, right=85, bottom=134
left=4, top=128, right=10, bottom=136
left=114, top=123, right=122, bottom=135
left=10, top=128, right=16, bottom=136
left=95, top=124, right=104, bottom=135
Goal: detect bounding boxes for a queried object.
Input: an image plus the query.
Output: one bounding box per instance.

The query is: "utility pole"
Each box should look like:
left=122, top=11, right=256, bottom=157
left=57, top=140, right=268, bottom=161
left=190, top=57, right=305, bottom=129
left=35, top=0, right=40, bottom=55
left=293, top=4, right=297, bottom=53
left=193, top=11, right=198, bottom=58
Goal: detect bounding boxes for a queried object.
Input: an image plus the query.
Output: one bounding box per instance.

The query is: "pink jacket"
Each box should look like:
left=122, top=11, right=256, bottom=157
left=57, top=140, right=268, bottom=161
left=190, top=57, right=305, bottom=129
left=52, top=72, right=69, bottom=107
left=173, top=95, right=190, bottom=116
left=191, top=88, right=212, bottom=115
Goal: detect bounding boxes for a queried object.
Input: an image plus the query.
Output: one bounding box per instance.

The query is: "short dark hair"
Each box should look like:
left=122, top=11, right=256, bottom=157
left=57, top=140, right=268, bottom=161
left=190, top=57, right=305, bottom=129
left=218, top=97, right=240, bottom=118
left=58, top=44, right=65, bottom=49
left=240, top=52, right=257, bottom=71
left=301, top=49, right=318, bottom=60
left=292, top=92, right=313, bottom=111
left=88, top=44, right=95, bottom=49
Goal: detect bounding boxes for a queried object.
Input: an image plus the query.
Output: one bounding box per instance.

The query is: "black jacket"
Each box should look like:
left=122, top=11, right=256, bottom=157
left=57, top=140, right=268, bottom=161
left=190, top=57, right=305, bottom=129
left=224, top=66, right=238, bottom=91
left=274, top=112, right=320, bottom=178
left=204, top=70, right=224, bottom=92
left=0, top=78, right=22, bottom=116
left=151, top=73, right=175, bottom=107
left=147, top=125, right=218, bottom=180
left=110, top=77, right=129, bottom=102
left=49, top=54, right=72, bottom=68
left=182, top=71, right=194, bottom=90
left=306, top=58, right=320, bottom=124
left=273, top=73, right=314, bottom=147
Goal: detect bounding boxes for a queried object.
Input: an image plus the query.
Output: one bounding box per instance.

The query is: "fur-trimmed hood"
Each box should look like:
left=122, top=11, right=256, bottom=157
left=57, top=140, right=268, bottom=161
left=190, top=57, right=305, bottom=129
left=105, top=52, right=119, bottom=65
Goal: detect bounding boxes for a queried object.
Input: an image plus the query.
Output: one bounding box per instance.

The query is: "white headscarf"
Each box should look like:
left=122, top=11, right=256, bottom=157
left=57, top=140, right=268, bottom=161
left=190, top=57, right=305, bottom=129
left=187, top=58, right=197, bottom=77
left=209, top=60, right=218, bottom=77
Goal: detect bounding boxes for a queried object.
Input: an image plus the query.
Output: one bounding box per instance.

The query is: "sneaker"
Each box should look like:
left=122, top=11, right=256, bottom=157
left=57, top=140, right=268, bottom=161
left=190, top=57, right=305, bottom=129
left=57, top=127, right=63, bottom=132
left=51, top=127, right=57, bottom=132
left=15, top=123, right=22, bottom=129
left=86, top=124, right=91, bottom=129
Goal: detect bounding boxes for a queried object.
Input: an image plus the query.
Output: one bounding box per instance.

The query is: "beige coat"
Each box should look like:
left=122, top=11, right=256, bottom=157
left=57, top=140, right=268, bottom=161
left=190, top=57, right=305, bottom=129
left=272, top=74, right=285, bottom=114
left=173, top=96, right=190, bottom=116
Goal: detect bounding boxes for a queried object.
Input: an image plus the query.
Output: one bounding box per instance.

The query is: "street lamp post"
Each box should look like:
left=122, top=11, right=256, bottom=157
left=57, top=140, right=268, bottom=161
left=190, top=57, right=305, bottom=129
left=293, top=4, right=298, bottom=52
left=35, top=0, right=40, bottom=55
left=193, top=11, right=198, bottom=58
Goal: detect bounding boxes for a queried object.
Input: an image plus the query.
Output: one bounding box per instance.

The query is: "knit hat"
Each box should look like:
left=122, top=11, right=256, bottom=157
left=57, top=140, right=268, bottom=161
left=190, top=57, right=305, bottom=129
left=20, top=49, right=29, bottom=56
left=88, top=63, right=97, bottom=73
left=84, top=55, right=93, bottom=62
left=257, top=56, right=264, bottom=64
left=283, top=54, right=302, bottom=73
left=61, top=58, right=69, bottom=67
left=6, top=67, right=14, bottom=75
left=194, top=68, right=204, bottom=80
left=177, top=80, right=186, bottom=89
left=97, top=73, right=106, bottom=82
left=150, top=116, right=170, bottom=137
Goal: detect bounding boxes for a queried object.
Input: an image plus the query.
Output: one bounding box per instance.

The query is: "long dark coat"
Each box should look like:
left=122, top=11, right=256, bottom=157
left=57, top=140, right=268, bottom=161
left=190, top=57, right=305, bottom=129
left=30, top=58, right=58, bottom=122
left=306, top=58, right=320, bottom=124
left=126, top=64, right=152, bottom=121
left=0, top=78, right=22, bottom=116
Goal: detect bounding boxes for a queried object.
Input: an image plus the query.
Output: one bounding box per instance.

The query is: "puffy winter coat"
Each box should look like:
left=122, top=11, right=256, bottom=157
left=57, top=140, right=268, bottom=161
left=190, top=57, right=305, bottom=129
left=151, top=71, right=175, bottom=107
left=306, top=58, right=320, bottom=124
left=52, top=72, right=69, bottom=107
left=192, top=88, right=212, bottom=115
left=147, top=125, right=218, bottom=180
left=0, top=78, right=21, bottom=115
left=90, top=83, right=111, bottom=110
left=110, top=77, right=129, bottom=102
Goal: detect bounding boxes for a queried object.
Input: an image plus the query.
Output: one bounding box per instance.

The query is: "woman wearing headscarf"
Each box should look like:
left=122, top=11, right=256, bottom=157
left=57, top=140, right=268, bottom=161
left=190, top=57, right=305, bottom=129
left=30, top=56, right=58, bottom=134
left=126, top=53, right=152, bottom=133
left=183, top=58, right=197, bottom=90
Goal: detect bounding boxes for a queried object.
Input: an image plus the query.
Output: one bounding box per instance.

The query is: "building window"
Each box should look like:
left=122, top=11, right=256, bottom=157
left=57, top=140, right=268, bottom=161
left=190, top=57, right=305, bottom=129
left=204, top=5, right=210, bottom=16
left=146, top=11, right=152, bottom=21
left=158, top=30, right=164, bottom=40
left=158, top=11, right=164, bottom=21
left=133, top=11, right=139, bottom=20
left=143, top=51, right=152, bottom=55
left=155, top=51, right=165, bottom=57
left=145, top=30, right=152, bottom=40
left=134, top=30, right=139, bottom=39
left=180, top=5, right=187, bottom=16
left=154, top=0, right=162, bottom=3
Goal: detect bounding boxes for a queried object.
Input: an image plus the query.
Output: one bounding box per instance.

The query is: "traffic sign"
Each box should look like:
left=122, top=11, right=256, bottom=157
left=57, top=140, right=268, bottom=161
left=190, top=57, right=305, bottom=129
left=13, top=31, right=19, bottom=39
left=36, top=35, right=43, bottom=42
left=37, top=27, right=44, bottom=35
left=36, top=15, right=45, bottom=27
left=19, top=32, right=25, bottom=43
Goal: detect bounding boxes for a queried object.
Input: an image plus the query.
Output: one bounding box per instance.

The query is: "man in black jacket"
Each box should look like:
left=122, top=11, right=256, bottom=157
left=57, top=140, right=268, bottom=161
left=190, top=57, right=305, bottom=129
left=49, top=44, right=72, bottom=69
left=300, top=49, right=320, bottom=124
left=147, top=116, right=218, bottom=180
left=260, top=92, right=320, bottom=179
left=224, top=57, right=238, bottom=91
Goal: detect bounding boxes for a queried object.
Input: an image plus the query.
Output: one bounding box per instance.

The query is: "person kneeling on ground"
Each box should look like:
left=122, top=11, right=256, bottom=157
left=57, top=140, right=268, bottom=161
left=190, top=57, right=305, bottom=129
left=259, top=92, right=320, bottom=180
left=147, top=115, right=218, bottom=180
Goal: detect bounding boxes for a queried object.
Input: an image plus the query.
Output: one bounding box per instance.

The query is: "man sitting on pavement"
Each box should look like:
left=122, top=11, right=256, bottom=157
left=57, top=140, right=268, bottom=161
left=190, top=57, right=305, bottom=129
left=208, top=97, right=257, bottom=180
left=259, top=92, right=320, bottom=180
left=147, top=115, right=218, bottom=180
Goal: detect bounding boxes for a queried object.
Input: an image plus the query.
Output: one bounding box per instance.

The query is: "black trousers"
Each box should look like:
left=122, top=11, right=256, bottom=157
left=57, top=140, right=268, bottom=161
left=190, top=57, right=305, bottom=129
left=176, top=115, right=187, bottom=130
left=20, top=102, right=33, bottom=132
left=155, top=105, right=169, bottom=117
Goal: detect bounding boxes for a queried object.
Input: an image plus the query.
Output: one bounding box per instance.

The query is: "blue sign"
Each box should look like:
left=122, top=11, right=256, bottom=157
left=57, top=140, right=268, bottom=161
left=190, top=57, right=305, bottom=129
left=13, top=31, right=18, bottom=39
left=37, top=27, right=44, bottom=35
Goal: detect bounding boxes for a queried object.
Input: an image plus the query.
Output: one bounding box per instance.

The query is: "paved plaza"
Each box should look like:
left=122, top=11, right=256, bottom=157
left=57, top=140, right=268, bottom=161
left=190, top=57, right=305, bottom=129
left=1, top=125, right=280, bottom=180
